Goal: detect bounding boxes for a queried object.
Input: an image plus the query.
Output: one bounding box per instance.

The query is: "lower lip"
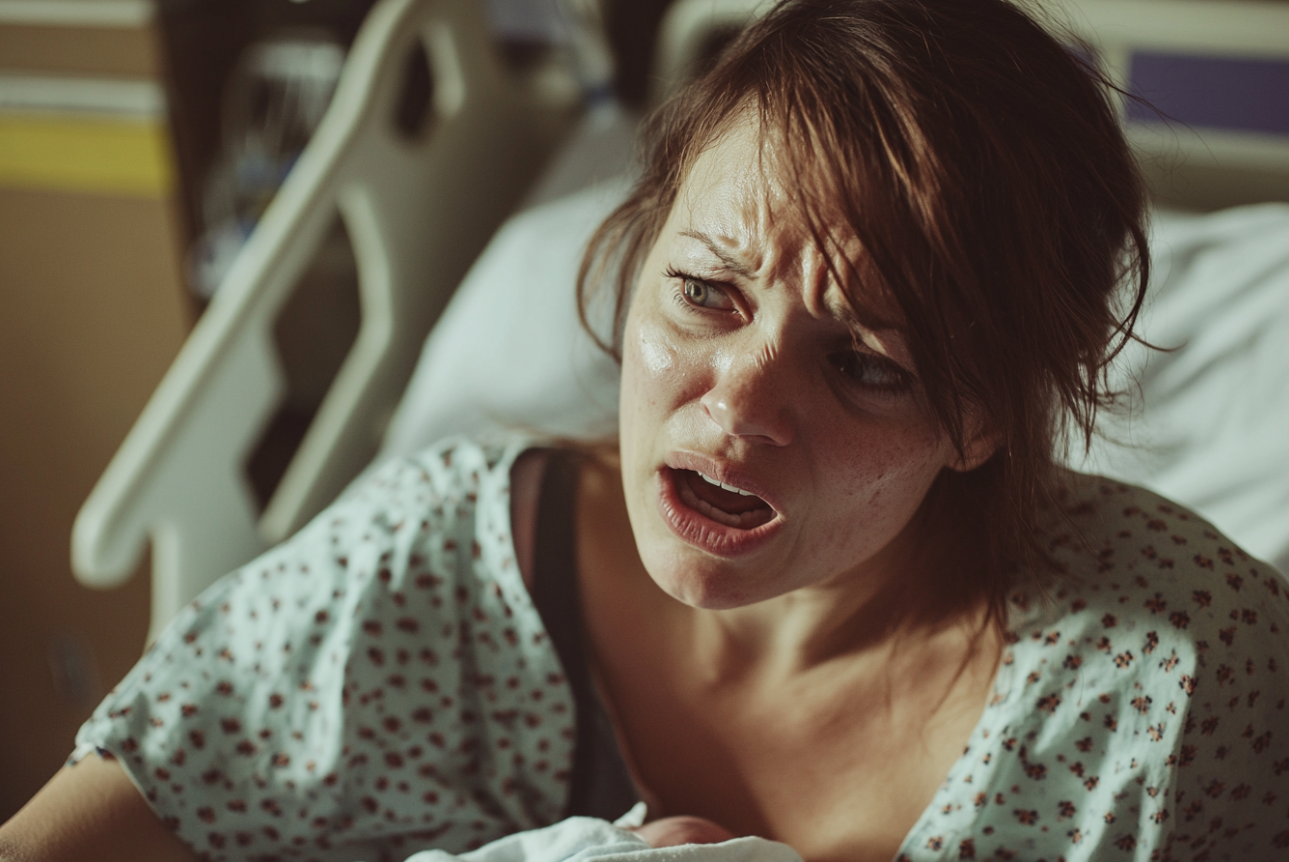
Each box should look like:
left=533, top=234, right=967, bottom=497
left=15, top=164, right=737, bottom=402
left=655, top=468, right=783, bottom=558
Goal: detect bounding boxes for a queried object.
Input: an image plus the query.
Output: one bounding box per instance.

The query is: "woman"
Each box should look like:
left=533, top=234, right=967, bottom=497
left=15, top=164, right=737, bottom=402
left=3, top=1, right=1287, bottom=860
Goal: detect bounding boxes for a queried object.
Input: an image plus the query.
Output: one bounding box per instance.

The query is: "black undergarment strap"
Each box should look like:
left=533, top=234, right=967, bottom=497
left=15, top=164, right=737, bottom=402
left=529, top=449, right=639, bottom=820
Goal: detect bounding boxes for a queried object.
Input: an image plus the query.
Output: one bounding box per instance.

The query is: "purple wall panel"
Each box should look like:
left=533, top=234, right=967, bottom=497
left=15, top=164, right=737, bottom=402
left=1127, top=52, right=1289, bottom=137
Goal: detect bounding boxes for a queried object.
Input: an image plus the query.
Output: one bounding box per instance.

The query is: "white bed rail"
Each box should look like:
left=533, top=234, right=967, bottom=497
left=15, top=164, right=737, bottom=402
left=72, top=0, right=580, bottom=642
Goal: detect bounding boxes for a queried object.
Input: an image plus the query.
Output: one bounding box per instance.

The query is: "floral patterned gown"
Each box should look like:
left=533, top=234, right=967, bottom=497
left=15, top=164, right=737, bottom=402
left=73, top=438, right=1289, bottom=861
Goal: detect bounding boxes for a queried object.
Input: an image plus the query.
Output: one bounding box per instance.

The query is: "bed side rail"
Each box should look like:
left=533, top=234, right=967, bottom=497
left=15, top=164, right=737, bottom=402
left=72, top=0, right=580, bottom=642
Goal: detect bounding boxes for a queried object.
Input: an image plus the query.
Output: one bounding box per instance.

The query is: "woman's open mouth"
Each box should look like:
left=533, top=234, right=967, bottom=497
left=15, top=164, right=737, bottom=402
left=656, top=459, right=784, bottom=556
left=674, top=469, right=776, bottom=529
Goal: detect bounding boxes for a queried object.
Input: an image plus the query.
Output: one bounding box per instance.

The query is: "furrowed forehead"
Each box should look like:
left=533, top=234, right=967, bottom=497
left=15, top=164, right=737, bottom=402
left=754, top=107, right=915, bottom=333
left=667, top=98, right=910, bottom=339
left=788, top=188, right=910, bottom=337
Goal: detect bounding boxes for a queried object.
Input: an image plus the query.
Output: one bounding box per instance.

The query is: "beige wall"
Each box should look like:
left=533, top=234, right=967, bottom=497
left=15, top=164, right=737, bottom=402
left=0, top=11, right=191, bottom=819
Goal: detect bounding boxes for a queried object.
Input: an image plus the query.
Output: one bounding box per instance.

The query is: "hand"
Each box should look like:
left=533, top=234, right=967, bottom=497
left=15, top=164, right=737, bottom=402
left=630, top=816, right=736, bottom=848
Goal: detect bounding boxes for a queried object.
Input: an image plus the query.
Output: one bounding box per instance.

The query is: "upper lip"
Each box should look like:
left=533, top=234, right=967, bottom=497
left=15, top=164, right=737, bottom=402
left=663, top=450, right=785, bottom=517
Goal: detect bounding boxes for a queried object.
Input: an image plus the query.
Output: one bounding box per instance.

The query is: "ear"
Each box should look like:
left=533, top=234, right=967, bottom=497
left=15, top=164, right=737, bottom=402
left=946, top=422, right=1000, bottom=473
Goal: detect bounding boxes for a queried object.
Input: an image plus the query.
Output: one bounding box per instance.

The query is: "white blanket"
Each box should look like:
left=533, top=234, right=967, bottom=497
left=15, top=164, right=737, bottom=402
left=401, top=815, right=803, bottom=862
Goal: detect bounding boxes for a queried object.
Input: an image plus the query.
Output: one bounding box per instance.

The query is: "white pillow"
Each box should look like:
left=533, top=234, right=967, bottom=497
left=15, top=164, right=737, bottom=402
left=1076, top=204, right=1289, bottom=574
left=378, top=106, right=634, bottom=458
left=381, top=103, right=640, bottom=460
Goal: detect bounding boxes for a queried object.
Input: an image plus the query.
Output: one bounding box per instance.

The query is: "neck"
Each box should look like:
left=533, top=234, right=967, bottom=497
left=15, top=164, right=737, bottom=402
left=690, top=562, right=997, bottom=686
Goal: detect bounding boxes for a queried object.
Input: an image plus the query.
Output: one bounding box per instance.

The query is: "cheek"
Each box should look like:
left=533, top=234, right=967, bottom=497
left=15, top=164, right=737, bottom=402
left=840, top=429, right=946, bottom=496
left=619, top=313, right=686, bottom=492
left=812, top=418, right=950, bottom=541
left=621, top=313, right=698, bottom=424
left=635, top=322, right=677, bottom=376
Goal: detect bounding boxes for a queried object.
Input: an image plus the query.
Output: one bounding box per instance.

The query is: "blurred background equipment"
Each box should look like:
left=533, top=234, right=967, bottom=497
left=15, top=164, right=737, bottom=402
left=188, top=34, right=346, bottom=299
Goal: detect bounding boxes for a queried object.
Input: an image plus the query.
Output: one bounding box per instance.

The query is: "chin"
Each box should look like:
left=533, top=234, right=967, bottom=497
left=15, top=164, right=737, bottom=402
left=622, top=462, right=791, bottom=610
left=641, top=544, right=771, bottom=610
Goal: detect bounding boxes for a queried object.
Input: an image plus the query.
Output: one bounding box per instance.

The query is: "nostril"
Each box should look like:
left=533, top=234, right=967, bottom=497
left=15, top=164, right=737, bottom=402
left=699, top=392, right=738, bottom=435
left=700, top=388, right=793, bottom=446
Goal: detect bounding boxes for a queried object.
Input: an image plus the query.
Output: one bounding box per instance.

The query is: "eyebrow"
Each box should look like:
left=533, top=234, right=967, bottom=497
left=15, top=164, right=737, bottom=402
left=678, top=229, right=756, bottom=279
left=826, top=295, right=865, bottom=329
left=826, top=292, right=906, bottom=346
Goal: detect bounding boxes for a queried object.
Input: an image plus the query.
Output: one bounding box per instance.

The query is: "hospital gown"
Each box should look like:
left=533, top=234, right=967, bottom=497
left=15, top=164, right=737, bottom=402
left=73, top=437, right=1289, bottom=861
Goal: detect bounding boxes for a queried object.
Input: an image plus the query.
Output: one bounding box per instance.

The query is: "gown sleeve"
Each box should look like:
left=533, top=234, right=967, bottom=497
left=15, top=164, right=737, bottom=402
left=71, top=438, right=578, bottom=862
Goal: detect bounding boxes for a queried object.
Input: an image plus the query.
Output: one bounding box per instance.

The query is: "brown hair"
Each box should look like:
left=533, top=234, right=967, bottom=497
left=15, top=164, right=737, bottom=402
left=578, top=0, right=1150, bottom=616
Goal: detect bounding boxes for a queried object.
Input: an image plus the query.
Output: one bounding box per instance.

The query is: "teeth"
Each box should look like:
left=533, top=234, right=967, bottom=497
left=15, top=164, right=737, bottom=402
left=678, top=475, right=770, bottom=528
left=697, top=471, right=755, bottom=497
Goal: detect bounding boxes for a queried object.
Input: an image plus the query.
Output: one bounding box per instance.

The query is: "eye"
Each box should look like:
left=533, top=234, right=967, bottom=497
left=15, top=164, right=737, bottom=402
left=667, top=268, right=736, bottom=311
left=683, top=277, right=735, bottom=310
left=830, top=349, right=914, bottom=394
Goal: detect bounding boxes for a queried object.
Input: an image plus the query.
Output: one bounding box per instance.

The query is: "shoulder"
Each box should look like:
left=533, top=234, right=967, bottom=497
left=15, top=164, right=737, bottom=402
left=308, top=434, right=540, bottom=586
left=1008, top=471, right=1289, bottom=725
left=977, top=472, right=1289, bottom=857
left=346, top=434, right=532, bottom=524
left=1026, top=471, right=1289, bottom=662
left=175, top=435, right=539, bottom=634
left=73, top=434, right=577, bottom=857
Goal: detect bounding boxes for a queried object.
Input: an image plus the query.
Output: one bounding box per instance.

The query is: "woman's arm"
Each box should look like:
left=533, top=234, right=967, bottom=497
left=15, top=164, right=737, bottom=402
left=0, top=756, right=197, bottom=862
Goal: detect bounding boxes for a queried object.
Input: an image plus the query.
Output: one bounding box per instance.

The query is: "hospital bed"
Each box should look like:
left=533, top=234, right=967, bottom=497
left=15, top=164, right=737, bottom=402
left=70, top=0, right=1289, bottom=643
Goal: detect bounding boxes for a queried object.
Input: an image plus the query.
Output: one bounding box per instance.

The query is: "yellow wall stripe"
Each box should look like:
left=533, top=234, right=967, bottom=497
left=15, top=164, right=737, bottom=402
left=0, top=113, right=173, bottom=197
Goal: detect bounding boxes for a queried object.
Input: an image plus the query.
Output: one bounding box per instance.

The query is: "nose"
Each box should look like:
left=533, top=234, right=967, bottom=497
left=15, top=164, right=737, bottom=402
left=699, top=347, right=795, bottom=446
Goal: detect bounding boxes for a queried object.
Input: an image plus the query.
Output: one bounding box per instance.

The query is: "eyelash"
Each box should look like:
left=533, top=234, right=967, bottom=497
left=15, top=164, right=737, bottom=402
left=663, top=266, right=915, bottom=395
left=829, top=349, right=915, bottom=395
left=665, top=267, right=734, bottom=313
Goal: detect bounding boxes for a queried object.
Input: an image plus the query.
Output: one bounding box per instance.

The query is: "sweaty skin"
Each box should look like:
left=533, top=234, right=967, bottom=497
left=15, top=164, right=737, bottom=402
left=617, top=115, right=995, bottom=613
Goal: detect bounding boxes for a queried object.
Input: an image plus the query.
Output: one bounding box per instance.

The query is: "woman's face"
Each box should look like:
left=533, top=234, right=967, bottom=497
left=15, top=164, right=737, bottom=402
left=618, top=118, right=992, bottom=610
